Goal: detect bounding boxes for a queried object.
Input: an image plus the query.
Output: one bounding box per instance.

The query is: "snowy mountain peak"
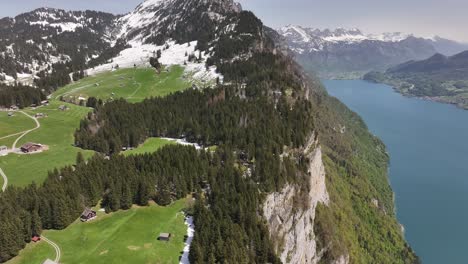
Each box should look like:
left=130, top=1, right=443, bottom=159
left=118, top=0, right=242, bottom=44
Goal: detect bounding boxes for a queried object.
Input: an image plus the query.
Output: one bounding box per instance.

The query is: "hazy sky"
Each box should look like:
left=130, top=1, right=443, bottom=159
left=0, top=0, right=466, bottom=42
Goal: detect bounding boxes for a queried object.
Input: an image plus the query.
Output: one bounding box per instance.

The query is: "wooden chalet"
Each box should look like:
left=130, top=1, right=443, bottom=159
left=80, top=208, right=97, bottom=222
left=20, top=143, right=43, bottom=153
left=158, top=233, right=171, bottom=241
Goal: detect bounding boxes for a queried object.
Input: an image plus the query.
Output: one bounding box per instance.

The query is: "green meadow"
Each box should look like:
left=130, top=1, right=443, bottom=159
left=53, top=66, right=190, bottom=103
left=0, top=101, right=94, bottom=187
left=122, top=138, right=176, bottom=156
left=0, top=111, right=36, bottom=139
left=7, top=200, right=188, bottom=264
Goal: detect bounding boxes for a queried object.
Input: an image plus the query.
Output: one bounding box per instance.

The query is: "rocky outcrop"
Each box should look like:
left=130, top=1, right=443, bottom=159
left=263, top=138, right=330, bottom=264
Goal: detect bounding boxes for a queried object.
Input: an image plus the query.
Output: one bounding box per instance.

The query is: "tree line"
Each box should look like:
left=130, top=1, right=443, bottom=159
left=0, top=83, right=46, bottom=108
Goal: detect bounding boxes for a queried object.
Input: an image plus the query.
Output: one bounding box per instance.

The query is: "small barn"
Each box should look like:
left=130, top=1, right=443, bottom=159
left=80, top=208, right=97, bottom=222
left=58, top=105, right=69, bottom=111
left=20, top=143, right=43, bottom=153
left=158, top=233, right=171, bottom=241
left=35, top=113, right=46, bottom=118
left=7, top=112, right=14, bottom=117
left=32, top=236, right=41, bottom=242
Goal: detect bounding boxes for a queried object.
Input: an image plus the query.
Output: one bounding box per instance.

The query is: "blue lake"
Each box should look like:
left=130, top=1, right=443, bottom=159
left=324, top=80, right=468, bottom=264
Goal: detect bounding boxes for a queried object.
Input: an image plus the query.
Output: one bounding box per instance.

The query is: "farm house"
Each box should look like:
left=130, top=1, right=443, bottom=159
left=20, top=143, right=43, bottom=153
left=80, top=208, right=97, bottom=222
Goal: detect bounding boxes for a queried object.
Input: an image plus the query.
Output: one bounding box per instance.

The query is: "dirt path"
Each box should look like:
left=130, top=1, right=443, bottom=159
left=42, top=236, right=61, bottom=263
left=11, top=111, right=40, bottom=150
left=0, top=131, right=26, bottom=140
left=126, top=82, right=142, bottom=99
left=0, top=168, right=7, bottom=192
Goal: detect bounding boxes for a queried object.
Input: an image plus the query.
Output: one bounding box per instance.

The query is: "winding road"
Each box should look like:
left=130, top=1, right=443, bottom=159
left=42, top=236, right=61, bottom=263
left=12, top=111, right=41, bottom=150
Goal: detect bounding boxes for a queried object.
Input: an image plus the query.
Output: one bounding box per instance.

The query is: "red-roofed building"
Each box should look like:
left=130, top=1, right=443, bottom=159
left=32, top=236, right=41, bottom=242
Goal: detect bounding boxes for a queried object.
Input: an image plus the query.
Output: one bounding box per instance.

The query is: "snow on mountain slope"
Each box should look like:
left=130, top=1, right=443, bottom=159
left=88, top=40, right=221, bottom=83
left=279, top=25, right=411, bottom=52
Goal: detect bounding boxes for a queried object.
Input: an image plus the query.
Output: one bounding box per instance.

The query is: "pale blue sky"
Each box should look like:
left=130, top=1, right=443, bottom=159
left=0, top=0, right=466, bottom=42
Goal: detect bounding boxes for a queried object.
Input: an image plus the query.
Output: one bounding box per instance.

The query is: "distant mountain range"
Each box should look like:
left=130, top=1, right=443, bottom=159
left=279, top=25, right=468, bottom=78
left=364, top=51, right=468, bottom=109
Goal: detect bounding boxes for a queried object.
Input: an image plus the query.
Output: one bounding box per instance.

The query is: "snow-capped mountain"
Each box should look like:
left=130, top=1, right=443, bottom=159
left=0, top=0, right=246, bottom=89
left=279, top=25, right=468, bottom=78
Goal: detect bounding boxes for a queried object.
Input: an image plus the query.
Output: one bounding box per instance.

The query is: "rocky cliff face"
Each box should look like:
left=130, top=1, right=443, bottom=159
left=263, top=136, right=341, bottom=264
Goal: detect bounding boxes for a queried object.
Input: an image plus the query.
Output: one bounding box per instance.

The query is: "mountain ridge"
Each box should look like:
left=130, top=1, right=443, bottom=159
left=364, top=49, right=468, bottom=109
left=280, top=25, right=468, bottom=78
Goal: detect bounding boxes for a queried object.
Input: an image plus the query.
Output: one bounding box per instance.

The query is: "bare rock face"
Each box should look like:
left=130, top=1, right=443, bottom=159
left=263, top=144, right=330, bottom=264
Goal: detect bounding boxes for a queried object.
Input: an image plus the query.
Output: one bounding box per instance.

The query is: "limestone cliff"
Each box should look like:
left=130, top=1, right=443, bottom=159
left=263, top=136, right=339, bottom=264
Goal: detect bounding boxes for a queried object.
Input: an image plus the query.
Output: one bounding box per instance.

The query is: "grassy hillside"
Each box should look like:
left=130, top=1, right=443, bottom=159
left=7, top=200, right=188, bottom=264
left=0, top=66, right=193, bottom=188
left=53, top=66, right=191, bottom=104
left=0, top=101, right=94, bottom=186
left=122, top=138, right=176, bottom=156
left=0, top=112, right=36, bottom=139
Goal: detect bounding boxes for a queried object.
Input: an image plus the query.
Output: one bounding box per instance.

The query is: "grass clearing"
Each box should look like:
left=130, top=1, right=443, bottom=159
left=53, top=66, right=191, bottom=104
left=122, top=138, right=176, bottom=156
left=7, top=200, right=188, bottom=264
left=0, top=100, right=94, bottom=187
left=0, top=111, right=36, bottom=139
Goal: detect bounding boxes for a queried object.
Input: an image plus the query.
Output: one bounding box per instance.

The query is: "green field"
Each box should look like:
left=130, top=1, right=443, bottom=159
left=53, top=66, right=190, bottom=103
left=0, top=101, right=94, bottom=187
left=122, top=138, right=176, bottom=156
left=0, top=111, right=36, bottom=139
left=7, top=200, right=188, bottom=264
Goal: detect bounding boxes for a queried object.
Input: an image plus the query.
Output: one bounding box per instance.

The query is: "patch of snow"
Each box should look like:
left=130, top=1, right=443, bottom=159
left=4, top=75, right=15, bottom=82
left=282, top=25, right=311, bottom=43
left=30, top=21, right=83, bottom=32
left=160, top=137, right=203, bottom=150
left=51, top=22, right=83, bottom=32
left=30, top=21, right=49, bottom=26
left=87, top=40, right=221, bottom=83
left=179, top=215, right=194, bottom=264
